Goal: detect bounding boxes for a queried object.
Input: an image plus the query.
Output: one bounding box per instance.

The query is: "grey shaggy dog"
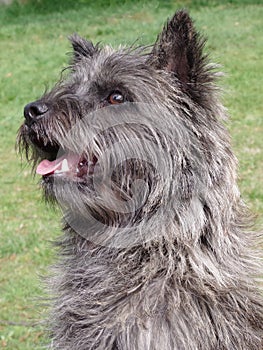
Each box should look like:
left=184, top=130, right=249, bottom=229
left=18, top=10, right=263, bottom=350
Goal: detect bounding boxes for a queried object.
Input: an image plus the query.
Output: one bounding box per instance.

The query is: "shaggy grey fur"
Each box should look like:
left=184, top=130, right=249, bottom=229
left=18, top=10, right=263, bottom=350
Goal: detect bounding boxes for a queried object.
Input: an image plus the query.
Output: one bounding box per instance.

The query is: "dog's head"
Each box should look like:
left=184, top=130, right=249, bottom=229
left=18, top=11, right=229, bottom=247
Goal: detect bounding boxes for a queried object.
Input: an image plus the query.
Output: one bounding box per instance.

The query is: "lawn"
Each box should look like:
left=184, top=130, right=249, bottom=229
left=0, top=0, right=262, bottom=349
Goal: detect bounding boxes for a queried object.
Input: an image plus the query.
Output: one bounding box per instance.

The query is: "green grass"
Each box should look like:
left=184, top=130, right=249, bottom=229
left=0, top=1, right=262, bottom=349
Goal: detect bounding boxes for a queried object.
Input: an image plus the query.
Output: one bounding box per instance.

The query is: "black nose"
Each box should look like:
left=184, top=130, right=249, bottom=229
left=24, top=101, right=49, bottom=125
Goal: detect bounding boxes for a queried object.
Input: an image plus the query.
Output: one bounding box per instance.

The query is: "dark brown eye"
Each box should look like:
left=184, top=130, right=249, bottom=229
left=108, top=91, right=124, bottom=105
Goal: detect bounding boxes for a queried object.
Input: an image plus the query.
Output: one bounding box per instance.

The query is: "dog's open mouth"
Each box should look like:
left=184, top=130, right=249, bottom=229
left=36, top=152, right=97, bottom=180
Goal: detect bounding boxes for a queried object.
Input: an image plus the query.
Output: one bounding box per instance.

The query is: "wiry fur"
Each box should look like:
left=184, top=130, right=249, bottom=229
left=18, top=10, right=263, bottom=350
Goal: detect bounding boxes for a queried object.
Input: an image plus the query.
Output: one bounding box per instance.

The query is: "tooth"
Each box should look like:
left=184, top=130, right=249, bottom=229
left=61, top=159, right=69, bottom=172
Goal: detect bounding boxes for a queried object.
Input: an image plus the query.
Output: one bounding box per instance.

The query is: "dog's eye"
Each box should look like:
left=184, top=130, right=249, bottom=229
left=108, top=91, right=124, bottom=105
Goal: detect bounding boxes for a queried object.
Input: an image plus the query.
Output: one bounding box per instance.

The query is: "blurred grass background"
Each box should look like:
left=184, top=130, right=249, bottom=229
left=0, top=0, right=262, bottom=349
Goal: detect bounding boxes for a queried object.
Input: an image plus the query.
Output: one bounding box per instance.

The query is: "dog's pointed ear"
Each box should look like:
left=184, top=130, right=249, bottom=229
left=149, top=10, right=215, bottom=104
left=69, top=34, right=96, bottom=63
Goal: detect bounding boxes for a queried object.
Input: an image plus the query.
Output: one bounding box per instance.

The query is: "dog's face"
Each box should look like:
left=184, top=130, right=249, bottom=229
left=19, top=40, right=164, bottom=183
left=18, top=11, right=224, bottom=245
left=18, top=39, right=172, bottom=208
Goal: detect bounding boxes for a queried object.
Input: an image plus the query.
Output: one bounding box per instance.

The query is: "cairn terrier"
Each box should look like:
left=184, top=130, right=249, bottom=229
left=18, top=10, right=263, bottom=350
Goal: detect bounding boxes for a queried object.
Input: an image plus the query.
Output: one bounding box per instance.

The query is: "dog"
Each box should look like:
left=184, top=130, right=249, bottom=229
left=18, top=10, right=263, bottom=350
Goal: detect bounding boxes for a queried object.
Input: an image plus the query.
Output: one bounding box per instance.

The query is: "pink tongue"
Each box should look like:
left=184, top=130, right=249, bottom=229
left=36, top=153, right=79, bottom=175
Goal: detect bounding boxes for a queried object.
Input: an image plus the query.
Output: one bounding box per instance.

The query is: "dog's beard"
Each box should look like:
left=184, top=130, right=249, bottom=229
left=18, top=102, right=202, bottom=247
